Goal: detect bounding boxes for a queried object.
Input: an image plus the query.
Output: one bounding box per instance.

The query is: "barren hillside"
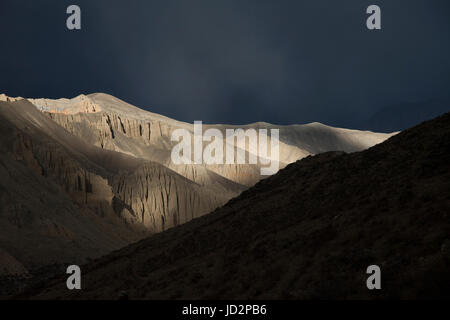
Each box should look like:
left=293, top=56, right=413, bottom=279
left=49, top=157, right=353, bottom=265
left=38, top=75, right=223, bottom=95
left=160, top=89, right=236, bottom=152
left=21, top=112, right=450, bottom=300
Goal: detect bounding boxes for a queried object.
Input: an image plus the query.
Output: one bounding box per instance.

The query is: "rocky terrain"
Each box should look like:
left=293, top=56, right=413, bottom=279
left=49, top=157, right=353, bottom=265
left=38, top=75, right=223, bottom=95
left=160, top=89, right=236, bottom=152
left=18, top=111, right=450, bottom=300
left=32, top=93, right=394, bottom=187
left=0, top=93, right=395, bottom=297
left=0, top=98, right=235, bottom=278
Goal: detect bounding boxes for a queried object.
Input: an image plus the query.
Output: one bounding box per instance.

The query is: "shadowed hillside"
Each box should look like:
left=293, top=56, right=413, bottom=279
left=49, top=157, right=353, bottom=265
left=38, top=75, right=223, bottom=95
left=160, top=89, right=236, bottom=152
left=0, top=94, right=394, bottom=298
left=0, top=99, right=235, bottom=277
left=22, top=112, right=450, bottom=300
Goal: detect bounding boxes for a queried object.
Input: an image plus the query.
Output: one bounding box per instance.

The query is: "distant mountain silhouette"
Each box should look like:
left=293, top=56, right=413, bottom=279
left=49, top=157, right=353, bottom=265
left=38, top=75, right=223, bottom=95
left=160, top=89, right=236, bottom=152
left=22, top=111, right=450, bottom=300
left=365, top=100, right=450, bottom=133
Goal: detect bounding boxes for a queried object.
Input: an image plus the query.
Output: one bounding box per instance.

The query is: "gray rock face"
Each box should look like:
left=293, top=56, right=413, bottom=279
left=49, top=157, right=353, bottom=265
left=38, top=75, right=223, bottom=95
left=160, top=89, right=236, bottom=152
left=37, top=93, right=395, bottom=187
left=0, top=98, right=237, bottom=274
left=111, top=163, right=227, bottom=232
left=0, top=99, right=144, bottom=274
left=0, top=93, right=395, bottom=275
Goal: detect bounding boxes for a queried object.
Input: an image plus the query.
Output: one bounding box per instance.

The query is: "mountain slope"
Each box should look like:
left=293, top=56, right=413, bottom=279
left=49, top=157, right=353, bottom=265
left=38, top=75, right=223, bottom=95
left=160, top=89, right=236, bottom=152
left=29, top=93, right=395, bottom=187
left=23, top=112, right=450, bottom=300
left=0, top=92, right=398, bottom=297
left=0, top=99, right=237, bottom=275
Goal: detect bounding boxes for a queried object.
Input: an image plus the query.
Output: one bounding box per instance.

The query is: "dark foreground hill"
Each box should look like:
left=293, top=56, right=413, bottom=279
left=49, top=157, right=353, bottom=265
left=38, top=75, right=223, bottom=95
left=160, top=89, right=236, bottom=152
left=21, top=112, right=450, bottom=299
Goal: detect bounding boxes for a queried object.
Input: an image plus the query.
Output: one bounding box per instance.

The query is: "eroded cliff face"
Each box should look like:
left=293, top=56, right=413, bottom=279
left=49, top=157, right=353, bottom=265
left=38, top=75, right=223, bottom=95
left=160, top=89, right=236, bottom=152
left=1, top=98, right=235, bottom=231
left=43, top=110, right=294, bottom=187
left=0, top=99, right=236, bottom=274
left=43, top=110, right=256, bottom=191
left=38, top=112, right=243, bottom=232
left=112, top=163, right=228, bottom=232
left=0, top=93, right=396, bottom=276
left=46, top=112, right=174, bottom=153
left=10, top=125, right=116, bottom=220
left=35, top=93, right=395, bottom=189
left=0, top=103, right=143, bottom=273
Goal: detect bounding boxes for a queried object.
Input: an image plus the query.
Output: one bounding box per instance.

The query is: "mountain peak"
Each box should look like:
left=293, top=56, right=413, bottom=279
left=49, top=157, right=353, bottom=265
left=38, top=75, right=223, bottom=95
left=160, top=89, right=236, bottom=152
left=28, top=94, right=102, bottom=114
left=0, top=94, right=22, bottom=102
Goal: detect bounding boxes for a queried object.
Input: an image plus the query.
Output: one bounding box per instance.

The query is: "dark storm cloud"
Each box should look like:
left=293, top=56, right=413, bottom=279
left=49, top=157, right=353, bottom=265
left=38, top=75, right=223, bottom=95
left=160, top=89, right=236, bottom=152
left=1, top=0, right=449, bottom=129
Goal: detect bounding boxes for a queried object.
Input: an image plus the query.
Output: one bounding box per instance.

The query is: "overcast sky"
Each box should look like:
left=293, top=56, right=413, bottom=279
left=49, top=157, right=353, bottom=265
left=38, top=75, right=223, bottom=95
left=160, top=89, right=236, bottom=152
left=1, top=0, right=449, bottom=129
